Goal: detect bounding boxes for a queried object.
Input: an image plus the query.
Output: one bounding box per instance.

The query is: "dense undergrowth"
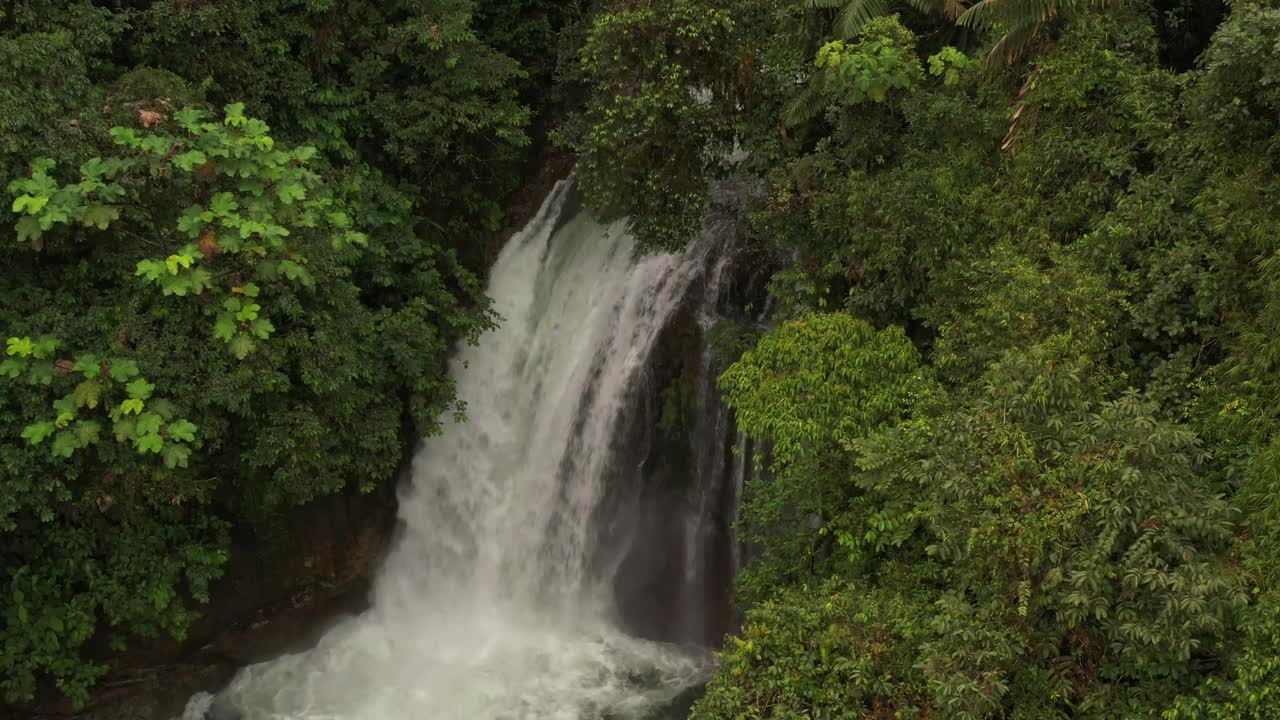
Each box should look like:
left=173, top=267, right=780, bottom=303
left=0, top=0, right=571, bottom=704
left=563, top=0, right=1280, bottom=716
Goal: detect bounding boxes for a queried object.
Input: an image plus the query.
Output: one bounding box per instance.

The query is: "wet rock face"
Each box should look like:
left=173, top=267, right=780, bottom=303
left=598, top=176, right=774, bottom=652
left=204, top=698, right=242, bottom=720
left=23, top=484, right=397, bottom=720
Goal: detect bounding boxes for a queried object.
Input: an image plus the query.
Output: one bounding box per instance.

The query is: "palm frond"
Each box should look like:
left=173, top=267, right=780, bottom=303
left=834, top=0, right=894, bottom=38
left=904, top=0, right=968, bottom=22
left=928, top=0, right=970, bottom=22
left=783, top=75, right=830, bottom=128
left=986, top=22, right=1042, bottom=66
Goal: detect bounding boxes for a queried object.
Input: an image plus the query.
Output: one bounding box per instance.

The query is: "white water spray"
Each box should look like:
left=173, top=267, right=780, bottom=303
left=186, top=181, right=721, bottom=720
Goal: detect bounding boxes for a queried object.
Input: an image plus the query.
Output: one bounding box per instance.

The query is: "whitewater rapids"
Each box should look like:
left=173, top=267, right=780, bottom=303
left=182, top=181, right=718, bottom=720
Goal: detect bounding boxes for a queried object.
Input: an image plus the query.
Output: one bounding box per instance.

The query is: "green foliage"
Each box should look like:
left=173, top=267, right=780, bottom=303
left=721, top=313, right=933, bottom=466
left=587, top=0, right=1280, bottom=716
left=720, top=313, right=937, bottom=602
left=808, top=0, right=1120, bottom=64
left=0, top=0, right=542, bottom=706
left=693, top=581, right=933, bottom=719
left=4, top=0, right=1280, bottom=713
left=558, top=0, right=744, bottom=250
left=813, top=20, right=924, bottom=106
left=3, top=336, right=195, bottom=465
left=707, top=318, right=761, bottom=369
left=805, top=0, right=965, bottom=40
left=1165, top=595, right=1280, bottom=719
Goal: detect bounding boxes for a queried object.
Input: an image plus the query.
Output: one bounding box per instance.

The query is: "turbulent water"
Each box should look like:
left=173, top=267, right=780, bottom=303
left=184, top=181, right=724, bottom=720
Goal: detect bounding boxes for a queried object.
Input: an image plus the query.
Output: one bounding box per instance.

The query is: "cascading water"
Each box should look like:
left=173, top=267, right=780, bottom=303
left=183, top=180, right=730, bottom=720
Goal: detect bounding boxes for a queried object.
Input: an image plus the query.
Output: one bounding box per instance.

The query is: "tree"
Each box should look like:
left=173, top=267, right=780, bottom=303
left=558, top=0, right=745, bottom=250
left=719, top=312, right=938, bottom=604
left=0, top=97, right=493, bottom=710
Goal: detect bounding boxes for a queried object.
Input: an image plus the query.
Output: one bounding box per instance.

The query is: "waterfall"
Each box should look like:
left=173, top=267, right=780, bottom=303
left=184, top=180, right=735, bottom=720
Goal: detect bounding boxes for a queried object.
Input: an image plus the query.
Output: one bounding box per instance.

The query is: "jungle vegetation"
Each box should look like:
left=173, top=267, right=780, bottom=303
left=4, top=0, right=1280, bottom=717
left=563, top=0, right=1280, bottom=716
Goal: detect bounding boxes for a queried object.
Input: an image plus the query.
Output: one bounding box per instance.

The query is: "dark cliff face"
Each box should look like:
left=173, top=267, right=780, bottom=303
left=593, top=178, right=774, bottom=652
left=23, top=484, right=398, bottom=720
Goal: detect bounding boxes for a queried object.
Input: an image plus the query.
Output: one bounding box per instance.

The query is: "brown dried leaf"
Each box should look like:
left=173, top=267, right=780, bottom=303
left=197, top=228, right=222, bottom=259
left=194, top=160, right=219, bottom=188
left=138, top=110, right=167, bottom=128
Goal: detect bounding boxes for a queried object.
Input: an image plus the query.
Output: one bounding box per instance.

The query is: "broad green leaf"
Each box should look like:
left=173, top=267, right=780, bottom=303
left=72, top=380, right=102, bottom=409
left=238, top=220, right=266, bottom=239
left=210, top=192, right=239, bottom=216
left=74, top=420, right=101, bottom=446
left=16, top=216, right=41, bottom=246
left=235, top=302, right=261, bottom=322
left=51, top=432, right=81, bottom=458
left=109, top=127, right=139, bottom=146
left=224, top=102, right=247, bottom=127
left=167, top=419, right=198, bottom=443
left=262, top=223, right=289, bottom=240
left=53, top=396, right=77, bottom=426
left=164, top=253, right=193, bottom=275
left=140, top=136, right=170, bottom=156
left=37, top=205, right=70, bottom=230
left=21, top=422, right=56, bottom=445
left=119, top=398, right=145, bottom=416
left=6, top=337, right=34, bottom=357
left=149, top=398, right=178, bottom=420
left=174, top=107, right=206, bottom=130
left=79, top=157, right=107, bottom=179
left=250, top=317, right=275, bottom=340
left=135, top=433, right=163, bottom=454
left=136, top=259, right=166, bottom=281
left=81, top=205, right=120, bottom=230
left=163, top=444, right=192, bottom=469
left=229, top=334, right=255, bottom=360
left=12, top=194, right=49, bottom=215
left=126, top=378, right=156, bottom=401
left=113, top=417, right=137, bottom=442
left=177, top=205, right=206, bottom=236
left=189, top=268, right=214, bottom=295
left=73, top=354, right=101, bottom=377
left=174, top=150, right=208, bottom=172
left=276, top=182, right=306, bottom=204
left=26, top=361, right=54, bottom=386
left=31, top=336, right=58, bottom=360
left=107, top=359, right=140, bottom=382
left=162, top=275, right=193, bottom=297
left=136, top=412, right=163, bottom=436
left=213, top=315, right=237, bottom=342
left=279, top=259, right=313, bottom=286
left=0, top=358, right=24, bottom=379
